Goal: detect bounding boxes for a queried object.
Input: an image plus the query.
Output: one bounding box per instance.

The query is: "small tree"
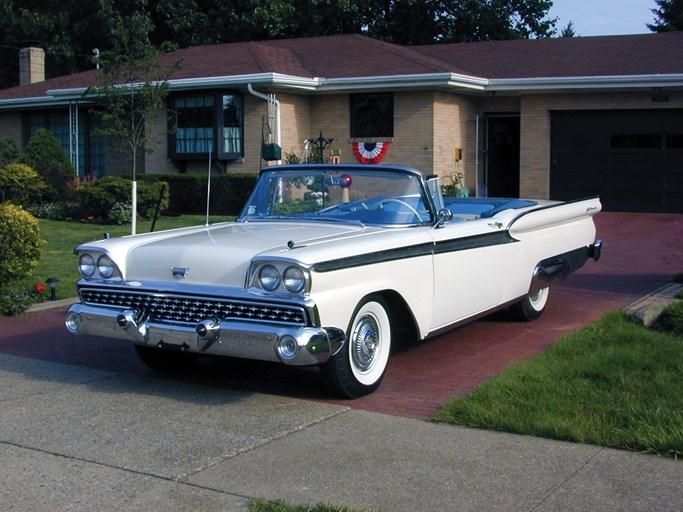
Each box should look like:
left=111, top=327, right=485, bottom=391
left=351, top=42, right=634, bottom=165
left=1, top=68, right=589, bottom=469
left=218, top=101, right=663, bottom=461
left=86, top=3, right=181, bottom=234
left=21, top=128, right=75, bottom=199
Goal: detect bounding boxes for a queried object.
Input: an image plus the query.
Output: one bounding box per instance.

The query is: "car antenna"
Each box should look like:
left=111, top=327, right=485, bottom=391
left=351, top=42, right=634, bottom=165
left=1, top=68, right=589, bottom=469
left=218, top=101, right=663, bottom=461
left=205, top=142, right=212, bottom=227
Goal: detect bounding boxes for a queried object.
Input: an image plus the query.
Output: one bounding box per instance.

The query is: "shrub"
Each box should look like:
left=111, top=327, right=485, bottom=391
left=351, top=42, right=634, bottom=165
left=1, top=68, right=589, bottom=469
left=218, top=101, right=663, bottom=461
left=26, top=201, right=76, bottom=221
left=0, top=163, right=47, bottom=206
left=108, top=202, right=133, bottom=224
left=0, top=137, right=19, bottom=167
left=73, top=176, right=169, bottom=223
left=655, top=301, right=683, bottom=337
left=21, top=128, right=75, bottom=199
left=0, top=203, right=44, bottom=285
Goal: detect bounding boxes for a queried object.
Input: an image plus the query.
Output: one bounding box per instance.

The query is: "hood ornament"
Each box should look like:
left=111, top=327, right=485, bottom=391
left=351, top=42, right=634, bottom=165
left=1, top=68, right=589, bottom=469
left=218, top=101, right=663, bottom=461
left=171, top=267, right=190, bottom=279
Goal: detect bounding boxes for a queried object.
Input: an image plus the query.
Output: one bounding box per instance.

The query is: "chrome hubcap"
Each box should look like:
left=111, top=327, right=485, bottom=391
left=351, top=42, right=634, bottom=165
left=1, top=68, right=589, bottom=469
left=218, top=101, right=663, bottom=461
left=352, top=315, right=379, bottom=372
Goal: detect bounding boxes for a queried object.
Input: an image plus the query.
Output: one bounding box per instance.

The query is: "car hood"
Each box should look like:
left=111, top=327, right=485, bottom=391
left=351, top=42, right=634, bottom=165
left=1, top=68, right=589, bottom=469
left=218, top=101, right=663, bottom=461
left=84, top=221, right=385, bottom=287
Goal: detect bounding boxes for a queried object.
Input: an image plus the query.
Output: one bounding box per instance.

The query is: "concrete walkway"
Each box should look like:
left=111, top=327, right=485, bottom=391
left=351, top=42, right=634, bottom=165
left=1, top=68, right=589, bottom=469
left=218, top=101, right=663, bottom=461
left=0, top=212, right=681, bottom=510
left=0, top=352, right=680, bottom=512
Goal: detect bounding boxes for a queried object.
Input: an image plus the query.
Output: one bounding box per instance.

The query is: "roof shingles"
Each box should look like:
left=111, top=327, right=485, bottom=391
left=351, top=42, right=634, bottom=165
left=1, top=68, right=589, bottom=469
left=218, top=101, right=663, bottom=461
left=0, top=32, right=681, bottom=101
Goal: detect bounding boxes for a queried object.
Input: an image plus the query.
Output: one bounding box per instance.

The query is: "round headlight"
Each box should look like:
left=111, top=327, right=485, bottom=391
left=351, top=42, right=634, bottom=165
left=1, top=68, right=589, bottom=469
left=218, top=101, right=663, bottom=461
left=258, top=264, right=281, bottom=291
left=97, top=255, right=116, bottom=279
left=78, top=254, right=96, bottom=277
left=283, top=266, right=306, bottom=293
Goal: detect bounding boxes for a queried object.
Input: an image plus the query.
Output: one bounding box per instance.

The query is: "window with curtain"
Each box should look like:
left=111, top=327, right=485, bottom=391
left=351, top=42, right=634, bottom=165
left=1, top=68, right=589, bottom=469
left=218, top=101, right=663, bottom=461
left=171, top=93, right=243, bottom=159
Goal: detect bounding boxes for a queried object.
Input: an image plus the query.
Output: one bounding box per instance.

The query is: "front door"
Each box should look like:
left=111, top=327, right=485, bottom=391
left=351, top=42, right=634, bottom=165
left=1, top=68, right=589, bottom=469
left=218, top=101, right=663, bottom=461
left=485, top=116, right=520, bottom=198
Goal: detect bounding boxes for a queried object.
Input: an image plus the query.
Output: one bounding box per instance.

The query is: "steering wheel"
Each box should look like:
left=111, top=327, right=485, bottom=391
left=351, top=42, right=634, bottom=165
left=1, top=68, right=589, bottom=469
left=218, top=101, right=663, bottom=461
left=376, top=198, right=422, bottom=221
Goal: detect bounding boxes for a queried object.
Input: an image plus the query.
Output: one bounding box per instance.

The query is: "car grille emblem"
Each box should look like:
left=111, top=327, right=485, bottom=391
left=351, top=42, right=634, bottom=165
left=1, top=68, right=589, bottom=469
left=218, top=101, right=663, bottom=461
left=171, top=267, right=190, bottom=279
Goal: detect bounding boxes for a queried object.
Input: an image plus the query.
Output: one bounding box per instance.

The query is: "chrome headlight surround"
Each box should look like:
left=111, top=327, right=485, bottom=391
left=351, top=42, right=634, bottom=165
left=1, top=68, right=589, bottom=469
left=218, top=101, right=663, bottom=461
left=249, top=261, right=311, bottom=296
left=77, top=251, right=122, bottom=280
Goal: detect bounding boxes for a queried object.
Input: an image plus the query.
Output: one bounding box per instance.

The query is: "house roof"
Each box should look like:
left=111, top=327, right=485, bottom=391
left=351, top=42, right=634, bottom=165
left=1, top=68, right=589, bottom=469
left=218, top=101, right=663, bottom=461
left=412, top=31, right=683, bottom=79
left=1, top=32, right=682, bottom=107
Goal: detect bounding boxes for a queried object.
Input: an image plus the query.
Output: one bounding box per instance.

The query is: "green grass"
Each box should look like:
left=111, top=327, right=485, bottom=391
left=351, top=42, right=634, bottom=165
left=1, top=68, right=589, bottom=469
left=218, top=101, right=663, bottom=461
left=432, top=311, right=683, bottom=457
left=12, top=215, right=233, bottom=300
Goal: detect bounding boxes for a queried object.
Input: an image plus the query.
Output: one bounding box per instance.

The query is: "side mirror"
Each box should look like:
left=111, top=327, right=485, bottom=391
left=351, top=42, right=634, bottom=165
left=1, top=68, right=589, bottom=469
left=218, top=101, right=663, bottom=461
left=433, top=208, right=453, bottom=229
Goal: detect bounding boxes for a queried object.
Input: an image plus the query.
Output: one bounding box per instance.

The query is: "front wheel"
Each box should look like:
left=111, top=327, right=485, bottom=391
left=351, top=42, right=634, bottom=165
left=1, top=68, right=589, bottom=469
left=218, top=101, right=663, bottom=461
left=510, top=287, right=550, bottom=321
left=322, top=296, right=392, bottom=398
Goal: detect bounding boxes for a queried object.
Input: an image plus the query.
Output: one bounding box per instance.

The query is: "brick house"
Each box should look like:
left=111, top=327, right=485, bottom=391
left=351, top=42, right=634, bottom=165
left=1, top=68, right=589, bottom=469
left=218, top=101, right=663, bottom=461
left=0, top=32, right=681, bottom=212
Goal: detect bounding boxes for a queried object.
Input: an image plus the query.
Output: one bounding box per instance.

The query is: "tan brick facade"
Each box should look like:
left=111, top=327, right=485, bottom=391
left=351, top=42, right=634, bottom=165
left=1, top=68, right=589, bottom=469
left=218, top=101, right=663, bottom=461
left=3, top=87, right=682, bottom=203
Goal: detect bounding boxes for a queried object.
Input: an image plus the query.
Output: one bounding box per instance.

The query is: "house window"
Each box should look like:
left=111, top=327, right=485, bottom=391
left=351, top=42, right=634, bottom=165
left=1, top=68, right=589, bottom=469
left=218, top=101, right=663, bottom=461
left=350, top=93, right=394, bottom=138
left=171, top=93, right=243, bottom=159
left=27, top=110, right=104, bottom=177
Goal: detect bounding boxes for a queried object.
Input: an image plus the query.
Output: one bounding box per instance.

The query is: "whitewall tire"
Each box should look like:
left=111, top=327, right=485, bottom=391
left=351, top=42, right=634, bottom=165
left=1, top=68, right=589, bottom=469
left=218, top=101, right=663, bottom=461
left=323, top=296, right=392, bottom=398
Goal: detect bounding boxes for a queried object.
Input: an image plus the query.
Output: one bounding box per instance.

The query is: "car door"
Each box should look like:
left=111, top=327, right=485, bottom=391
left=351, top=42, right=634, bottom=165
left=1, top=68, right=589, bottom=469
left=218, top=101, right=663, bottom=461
left=428, top=218, right=519, bottom=331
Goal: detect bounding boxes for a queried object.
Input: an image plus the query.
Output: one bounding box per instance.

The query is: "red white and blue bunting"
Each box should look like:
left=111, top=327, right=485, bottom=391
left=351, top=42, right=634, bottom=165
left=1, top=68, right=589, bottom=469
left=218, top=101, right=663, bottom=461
left=353, top=141, right=390, bottom=164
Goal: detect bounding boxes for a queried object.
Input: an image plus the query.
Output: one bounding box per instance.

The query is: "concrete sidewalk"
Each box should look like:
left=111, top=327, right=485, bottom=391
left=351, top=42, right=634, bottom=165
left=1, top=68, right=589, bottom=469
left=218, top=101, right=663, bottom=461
left=0, top=351, right=680, bottom=512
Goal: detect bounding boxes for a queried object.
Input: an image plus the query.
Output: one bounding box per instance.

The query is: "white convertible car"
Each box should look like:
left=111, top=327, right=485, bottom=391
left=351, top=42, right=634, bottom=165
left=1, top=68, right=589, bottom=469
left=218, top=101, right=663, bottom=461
left=66, top=164, right=602, bottom=397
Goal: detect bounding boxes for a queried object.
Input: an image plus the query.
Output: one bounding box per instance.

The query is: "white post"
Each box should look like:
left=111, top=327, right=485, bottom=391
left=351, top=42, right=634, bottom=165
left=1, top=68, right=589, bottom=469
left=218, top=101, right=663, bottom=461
left=131, top=180, right=137, bottom=235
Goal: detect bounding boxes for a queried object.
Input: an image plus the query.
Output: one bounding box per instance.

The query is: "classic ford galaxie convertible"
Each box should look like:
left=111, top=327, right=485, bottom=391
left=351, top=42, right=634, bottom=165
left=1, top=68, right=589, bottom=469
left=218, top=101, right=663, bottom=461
left=66, top=164, right=602, bottom=397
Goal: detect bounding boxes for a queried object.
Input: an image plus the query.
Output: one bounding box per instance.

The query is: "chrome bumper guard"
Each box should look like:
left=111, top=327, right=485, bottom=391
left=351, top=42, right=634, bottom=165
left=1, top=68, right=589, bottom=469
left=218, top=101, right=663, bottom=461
left=530, top=240, right=603, bottom=294
left=65, top=303, right=346, bottom=366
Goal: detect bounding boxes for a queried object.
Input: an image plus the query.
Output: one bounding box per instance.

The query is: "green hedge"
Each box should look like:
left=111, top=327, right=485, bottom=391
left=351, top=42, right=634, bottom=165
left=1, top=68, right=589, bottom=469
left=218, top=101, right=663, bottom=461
left=74, top=176, right=169, bottom=223
left=137, top=173, right=257, bottom=215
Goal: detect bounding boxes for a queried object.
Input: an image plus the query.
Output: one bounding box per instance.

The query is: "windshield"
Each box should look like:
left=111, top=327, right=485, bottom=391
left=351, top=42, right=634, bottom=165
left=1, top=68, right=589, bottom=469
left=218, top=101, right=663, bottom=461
left=239, top=167, right=433, bottom=226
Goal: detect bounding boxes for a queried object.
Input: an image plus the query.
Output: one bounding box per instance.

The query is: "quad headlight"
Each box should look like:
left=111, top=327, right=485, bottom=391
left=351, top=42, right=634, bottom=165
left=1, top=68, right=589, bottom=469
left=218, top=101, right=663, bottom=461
left=78, top=254, right=96, bottom=277
left=283, top=266, right=306, bottom=293
left=78, top=252, right=121, bottom=279
left=251, top=262, right=310, bottom=295
left=258, top=264, right=281, bottom=291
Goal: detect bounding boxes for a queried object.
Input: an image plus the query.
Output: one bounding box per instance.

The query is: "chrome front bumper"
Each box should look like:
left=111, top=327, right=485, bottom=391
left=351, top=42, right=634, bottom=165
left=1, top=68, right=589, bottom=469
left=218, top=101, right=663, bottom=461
left=65, top=303, right=346, bottom=366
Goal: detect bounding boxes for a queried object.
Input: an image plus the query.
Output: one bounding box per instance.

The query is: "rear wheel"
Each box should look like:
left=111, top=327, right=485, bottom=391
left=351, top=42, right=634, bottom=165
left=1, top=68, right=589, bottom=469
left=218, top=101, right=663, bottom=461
left=323, top=296, right=392, bottom=398
left=135, top=345, right=199, bottom=372
left=510, top=287, right=549, bottom=321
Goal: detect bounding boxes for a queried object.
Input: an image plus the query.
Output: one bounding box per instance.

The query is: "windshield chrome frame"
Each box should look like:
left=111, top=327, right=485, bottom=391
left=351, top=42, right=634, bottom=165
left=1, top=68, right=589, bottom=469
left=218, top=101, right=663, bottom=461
left=238, top=164, right=438, bottom=226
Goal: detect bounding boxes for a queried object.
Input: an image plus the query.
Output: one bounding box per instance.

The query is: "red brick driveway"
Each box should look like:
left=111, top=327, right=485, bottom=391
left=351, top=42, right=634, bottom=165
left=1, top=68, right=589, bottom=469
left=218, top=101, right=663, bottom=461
left=1, top=212, right=681, bottom=419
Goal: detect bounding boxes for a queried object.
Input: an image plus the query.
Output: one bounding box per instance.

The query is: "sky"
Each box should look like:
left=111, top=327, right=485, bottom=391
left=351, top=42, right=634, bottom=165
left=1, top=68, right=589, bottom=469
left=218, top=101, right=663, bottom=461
left=549, top=0, right=657, bottom=36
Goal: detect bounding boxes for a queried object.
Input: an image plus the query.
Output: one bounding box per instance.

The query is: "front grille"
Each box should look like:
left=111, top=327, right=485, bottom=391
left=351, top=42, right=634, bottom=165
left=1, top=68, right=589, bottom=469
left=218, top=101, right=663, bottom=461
left=80, top=288, right=308, bottom=326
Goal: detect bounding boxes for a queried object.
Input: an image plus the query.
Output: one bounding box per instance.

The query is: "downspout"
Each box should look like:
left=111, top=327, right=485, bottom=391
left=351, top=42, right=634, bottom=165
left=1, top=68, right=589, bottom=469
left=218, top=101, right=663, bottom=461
left=247, top=83, right=281, bottom=164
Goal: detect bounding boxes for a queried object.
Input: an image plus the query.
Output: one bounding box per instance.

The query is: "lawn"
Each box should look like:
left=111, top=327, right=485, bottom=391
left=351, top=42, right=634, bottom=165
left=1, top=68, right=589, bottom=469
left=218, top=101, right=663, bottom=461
left=432, top=311, right=683, bottom=458
left=13, top=215, right=233, bottom=301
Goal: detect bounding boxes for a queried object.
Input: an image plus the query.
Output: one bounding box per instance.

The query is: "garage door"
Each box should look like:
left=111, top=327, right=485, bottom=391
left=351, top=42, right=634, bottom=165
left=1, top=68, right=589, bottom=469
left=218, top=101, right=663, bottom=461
left=550, top=109, right=683, bottom=213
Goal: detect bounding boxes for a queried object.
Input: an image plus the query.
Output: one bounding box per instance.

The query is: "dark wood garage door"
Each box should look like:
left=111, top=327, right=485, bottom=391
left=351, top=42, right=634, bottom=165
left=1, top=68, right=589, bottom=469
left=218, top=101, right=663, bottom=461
left=550, top=109, right=683, bottom=213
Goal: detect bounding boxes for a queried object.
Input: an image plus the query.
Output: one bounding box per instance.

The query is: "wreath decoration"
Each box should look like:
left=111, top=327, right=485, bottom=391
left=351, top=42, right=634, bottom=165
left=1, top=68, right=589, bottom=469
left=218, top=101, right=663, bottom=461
left=352, top=142, right=390, bottom=164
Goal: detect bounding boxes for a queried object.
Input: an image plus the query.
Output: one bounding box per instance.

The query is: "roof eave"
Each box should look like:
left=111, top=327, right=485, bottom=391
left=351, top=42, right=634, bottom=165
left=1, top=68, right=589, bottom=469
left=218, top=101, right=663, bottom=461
left=488, top=74, right=683, bottom=93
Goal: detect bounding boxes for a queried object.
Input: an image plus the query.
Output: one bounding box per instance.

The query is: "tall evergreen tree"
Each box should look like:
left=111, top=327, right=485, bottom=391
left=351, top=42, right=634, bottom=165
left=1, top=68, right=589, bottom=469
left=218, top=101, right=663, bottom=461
left=648, top=0, right=683, bottom=32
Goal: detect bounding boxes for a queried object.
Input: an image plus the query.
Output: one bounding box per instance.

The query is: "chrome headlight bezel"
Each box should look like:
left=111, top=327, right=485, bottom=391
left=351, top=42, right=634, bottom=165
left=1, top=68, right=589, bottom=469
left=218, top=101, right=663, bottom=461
left=249, top=261, right=311, bottom=296
left=77, top=251, right=122, bottom=280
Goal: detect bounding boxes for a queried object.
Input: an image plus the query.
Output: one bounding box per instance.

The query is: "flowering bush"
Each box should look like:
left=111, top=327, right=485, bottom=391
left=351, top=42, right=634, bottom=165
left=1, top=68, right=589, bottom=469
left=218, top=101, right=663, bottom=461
left=0, top=284, right=46, bottom=316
